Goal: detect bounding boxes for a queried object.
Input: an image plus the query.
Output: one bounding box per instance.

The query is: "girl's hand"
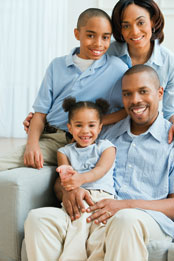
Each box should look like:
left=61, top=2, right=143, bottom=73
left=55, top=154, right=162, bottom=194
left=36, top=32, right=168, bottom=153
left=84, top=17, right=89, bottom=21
left=61, top=172, right=84, bottom=191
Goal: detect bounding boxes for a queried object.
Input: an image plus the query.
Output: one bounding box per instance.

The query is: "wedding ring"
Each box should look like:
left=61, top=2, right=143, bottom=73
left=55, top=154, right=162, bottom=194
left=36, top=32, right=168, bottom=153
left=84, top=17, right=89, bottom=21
left=106, top=211, right=112, bottom=217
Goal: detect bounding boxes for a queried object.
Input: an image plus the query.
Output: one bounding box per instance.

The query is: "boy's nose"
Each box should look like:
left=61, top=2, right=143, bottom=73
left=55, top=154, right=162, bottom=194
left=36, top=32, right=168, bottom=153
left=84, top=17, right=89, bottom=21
left=94, top=37, right=102, bottom=47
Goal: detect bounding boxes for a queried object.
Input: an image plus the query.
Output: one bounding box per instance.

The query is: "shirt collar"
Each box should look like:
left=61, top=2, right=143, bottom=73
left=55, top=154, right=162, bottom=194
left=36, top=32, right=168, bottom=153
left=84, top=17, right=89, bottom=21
left=65, top=47, right=107, bottom=69
left=116, top=40, right=163, bottom=67
left=115, top=112, right=169, bottom=143
left=146, top=40, right=163, bottom=66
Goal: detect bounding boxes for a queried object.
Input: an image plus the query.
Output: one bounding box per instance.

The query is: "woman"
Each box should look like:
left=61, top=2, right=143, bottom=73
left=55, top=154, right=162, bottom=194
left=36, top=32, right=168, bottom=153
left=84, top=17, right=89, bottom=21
left=108, top=0, right=174, bottom=124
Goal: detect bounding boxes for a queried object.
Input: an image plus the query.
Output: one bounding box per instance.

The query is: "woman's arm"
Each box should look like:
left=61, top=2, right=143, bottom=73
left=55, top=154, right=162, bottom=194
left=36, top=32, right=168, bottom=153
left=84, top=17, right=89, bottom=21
left=102, top=109, right=127, bottom=125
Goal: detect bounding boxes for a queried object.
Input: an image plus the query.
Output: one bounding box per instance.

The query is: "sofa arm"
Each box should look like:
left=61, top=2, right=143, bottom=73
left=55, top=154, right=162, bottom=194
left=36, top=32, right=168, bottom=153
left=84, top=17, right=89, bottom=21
left=0, top=166, right=58, bottom=261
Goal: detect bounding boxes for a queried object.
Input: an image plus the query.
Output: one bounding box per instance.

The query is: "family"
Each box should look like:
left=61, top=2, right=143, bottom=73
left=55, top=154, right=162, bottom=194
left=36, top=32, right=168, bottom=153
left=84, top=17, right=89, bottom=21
left=1, top=0, right=174, bottom=260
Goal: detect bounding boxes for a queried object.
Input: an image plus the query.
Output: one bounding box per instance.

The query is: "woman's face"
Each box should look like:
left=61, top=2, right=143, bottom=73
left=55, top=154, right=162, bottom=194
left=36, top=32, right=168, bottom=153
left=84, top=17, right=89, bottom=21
left=121, top=4, right=153, bottom=51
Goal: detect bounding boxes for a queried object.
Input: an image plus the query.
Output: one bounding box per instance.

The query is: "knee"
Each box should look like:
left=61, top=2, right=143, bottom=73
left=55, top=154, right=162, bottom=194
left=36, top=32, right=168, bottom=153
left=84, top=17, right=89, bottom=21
left=24, top=209, right=43, bottom=232
left=108, top=209, right=145, bottom=233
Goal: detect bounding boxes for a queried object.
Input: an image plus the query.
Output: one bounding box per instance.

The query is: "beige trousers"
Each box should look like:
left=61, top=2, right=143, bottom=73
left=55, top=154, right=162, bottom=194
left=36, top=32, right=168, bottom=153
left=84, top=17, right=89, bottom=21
left=0, top=131, right=67, bottom=171
left=24, top=204, right=172, bottom=261
left=25, top=190, right=114, bottom=261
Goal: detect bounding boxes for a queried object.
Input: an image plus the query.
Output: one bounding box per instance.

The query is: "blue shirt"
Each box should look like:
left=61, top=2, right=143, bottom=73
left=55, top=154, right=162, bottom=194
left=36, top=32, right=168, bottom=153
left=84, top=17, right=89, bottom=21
left=33, top=48, right=128, bottom=131
left=108, top=40, right=174, bottom=120
left=58, top=139, right=116, bottom=195
left=100, top=113, right=174, bottom=238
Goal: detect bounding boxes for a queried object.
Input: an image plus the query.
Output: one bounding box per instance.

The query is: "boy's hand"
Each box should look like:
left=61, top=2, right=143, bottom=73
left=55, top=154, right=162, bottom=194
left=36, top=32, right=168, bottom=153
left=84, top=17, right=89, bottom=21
left=24, top=143, right=44, bottom=169
left=23, top=112, right=34, bottom=134
left=61, top=172, right=84, bottom=191
left=62, top=187, right=94, bottom=221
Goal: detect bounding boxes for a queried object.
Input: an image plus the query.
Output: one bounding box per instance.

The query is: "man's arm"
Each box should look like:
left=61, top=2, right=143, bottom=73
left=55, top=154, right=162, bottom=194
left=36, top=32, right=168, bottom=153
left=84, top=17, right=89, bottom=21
left=24, top=112, right=46, bottom=169
left=86, top=194, right=174, bottom=224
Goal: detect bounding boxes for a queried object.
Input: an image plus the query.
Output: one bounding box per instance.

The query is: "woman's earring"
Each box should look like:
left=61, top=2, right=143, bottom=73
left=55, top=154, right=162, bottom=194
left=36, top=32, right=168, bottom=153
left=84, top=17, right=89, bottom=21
left=152, top=27, right=155, bottom=34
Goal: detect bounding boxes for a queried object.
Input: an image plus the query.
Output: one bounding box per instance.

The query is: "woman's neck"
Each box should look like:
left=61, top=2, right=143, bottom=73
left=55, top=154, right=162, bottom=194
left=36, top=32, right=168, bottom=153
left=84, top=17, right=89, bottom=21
left=128, top=42, right=154, bottom=66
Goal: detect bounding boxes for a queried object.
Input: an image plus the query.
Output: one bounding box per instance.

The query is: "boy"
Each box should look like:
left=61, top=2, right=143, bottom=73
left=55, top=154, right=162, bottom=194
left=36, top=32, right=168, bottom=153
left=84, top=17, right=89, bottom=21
left=0, top=8, right=127, bottom=171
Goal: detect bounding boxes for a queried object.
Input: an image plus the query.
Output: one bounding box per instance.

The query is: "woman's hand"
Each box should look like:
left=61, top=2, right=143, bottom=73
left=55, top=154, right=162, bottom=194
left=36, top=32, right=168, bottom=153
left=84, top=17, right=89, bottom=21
left=168, top=124, right=174, bottom=144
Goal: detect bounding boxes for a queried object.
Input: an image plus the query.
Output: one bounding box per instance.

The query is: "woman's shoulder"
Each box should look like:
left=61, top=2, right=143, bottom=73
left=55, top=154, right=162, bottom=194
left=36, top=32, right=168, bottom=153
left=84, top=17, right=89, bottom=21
left=107, top=40, right=127, bottom=56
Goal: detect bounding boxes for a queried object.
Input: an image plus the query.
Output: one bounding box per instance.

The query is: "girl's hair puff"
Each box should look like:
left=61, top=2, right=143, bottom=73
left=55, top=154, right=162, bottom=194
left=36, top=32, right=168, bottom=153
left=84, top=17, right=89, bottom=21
left=62, top=97, right=109, bottom=123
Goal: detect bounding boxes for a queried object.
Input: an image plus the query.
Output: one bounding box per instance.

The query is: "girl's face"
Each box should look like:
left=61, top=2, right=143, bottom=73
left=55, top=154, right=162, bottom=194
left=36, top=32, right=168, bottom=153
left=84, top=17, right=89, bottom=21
left=121, top=4, right=153, bottom=52
left=67, top=108, right=102, bottom=148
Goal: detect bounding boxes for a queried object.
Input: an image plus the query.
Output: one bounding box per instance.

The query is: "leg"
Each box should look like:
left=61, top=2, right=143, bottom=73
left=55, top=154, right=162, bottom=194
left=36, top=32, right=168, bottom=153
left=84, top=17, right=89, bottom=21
left=104, top=209, right=172, bottom=261
left=0, top=131, right=67, bottom=171
left=59, top=201, right=90, bottom=261
left=24, top=207, right=70, bottom=261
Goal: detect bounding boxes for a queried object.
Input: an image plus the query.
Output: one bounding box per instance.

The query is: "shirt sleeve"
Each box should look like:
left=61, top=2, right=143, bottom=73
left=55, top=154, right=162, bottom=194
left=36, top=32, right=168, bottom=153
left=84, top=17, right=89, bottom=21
left=98, top=139, right=116, bottom=153
left=32, top=61, right=54, bottom=113
left=162, top=52, right=174, bottom=120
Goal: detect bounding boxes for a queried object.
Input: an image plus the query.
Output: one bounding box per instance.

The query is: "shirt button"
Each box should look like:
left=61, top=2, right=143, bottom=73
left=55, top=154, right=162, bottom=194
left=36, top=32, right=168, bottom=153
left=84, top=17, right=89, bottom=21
left=128, top=164, right=132, bottom=168
left=132, top=143, right=136, bottom=147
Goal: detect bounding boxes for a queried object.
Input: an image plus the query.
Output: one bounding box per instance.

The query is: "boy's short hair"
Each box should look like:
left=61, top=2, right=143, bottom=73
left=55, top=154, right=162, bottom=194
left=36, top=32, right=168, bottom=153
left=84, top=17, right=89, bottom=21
left=77, top=8, right=112, bottom=30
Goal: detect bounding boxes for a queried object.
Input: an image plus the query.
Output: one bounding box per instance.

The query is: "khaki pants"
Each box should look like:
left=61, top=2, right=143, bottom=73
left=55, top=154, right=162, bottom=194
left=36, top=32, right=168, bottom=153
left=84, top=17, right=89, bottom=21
left=0, top=130, right=67, bottom=171
left=24, top=202, right=172, bottom=261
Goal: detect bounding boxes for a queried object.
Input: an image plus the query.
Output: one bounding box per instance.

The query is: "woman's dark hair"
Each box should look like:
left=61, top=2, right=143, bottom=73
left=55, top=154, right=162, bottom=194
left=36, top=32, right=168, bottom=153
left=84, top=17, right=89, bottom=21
left=112, top=0, right=164, bottom=44
left=62, top=97, right=109, bottom=123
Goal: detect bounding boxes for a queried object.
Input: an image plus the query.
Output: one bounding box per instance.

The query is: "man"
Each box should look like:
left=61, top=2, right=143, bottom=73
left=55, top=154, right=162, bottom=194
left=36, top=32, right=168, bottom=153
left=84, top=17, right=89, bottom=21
left=24, top=65, right=174, bottom=261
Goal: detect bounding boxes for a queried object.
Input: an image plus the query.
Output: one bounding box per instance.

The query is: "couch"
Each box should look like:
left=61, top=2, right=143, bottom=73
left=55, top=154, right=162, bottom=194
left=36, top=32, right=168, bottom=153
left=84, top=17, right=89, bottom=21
left=0, top=166, right=174, bottom=261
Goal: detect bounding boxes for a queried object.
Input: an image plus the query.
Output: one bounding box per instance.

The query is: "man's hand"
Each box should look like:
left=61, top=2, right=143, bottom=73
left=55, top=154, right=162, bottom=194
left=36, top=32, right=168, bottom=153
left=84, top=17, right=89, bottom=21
left=24, top=143, right=44, bottom=169
left=86, top=198, right=129, bottom=224
left=23, top=112, right=34, bottom=134
left=62, top=187, right=94, bottom=221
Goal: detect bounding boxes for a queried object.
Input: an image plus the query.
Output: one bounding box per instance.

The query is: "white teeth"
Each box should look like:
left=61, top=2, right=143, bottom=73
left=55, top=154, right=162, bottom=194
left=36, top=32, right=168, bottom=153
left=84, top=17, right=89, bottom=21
left=92, top=50, right=102, bottom=55
left=132, top=107, right=146, bottom=114
left=132, top=36, right=143, bottom=41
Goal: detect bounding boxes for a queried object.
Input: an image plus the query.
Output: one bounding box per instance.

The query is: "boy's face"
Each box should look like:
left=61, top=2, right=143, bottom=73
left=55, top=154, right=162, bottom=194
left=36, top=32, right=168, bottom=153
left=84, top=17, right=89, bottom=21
left=67, top=108, right=102, bottom=148
left=74, top=16, right=112, bottom=60
left=122, top=71, right=163, bottom=134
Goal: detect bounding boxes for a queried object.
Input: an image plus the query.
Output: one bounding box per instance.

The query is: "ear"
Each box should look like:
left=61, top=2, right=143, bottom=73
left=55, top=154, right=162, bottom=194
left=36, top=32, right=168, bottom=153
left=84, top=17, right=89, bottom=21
left=98, top=123, right=103, bottom=134
left=67, top=123, right=72, bottom=134
left=74, top=28, right=80, bottom=40
left=158, top=86, right=164, bottom=101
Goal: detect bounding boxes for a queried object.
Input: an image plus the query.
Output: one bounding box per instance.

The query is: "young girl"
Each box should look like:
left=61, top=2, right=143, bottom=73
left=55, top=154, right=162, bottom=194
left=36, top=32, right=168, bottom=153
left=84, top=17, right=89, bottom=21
left=56, top=97, right=116, bottom=261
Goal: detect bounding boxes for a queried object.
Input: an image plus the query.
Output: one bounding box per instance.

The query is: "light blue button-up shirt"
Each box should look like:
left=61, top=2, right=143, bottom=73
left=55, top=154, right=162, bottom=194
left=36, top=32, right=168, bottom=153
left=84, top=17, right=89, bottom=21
left=33, top=47, right=128, bottom=131
left=58, top=139, right=116, bottom=195
left=100, top=113, right=174, bottom=237
left=108, top=40, right=174, bottom=120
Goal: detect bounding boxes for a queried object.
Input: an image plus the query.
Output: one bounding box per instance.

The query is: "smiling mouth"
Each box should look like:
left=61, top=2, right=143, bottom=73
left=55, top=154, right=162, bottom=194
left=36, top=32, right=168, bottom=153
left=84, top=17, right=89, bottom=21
left=80, top=136, right=92, bottom=141
left=91, top=49, right=103, bottom=56
left=131, top=106, right=147, bottom=115
left=131, top=36, right=144, bottom=41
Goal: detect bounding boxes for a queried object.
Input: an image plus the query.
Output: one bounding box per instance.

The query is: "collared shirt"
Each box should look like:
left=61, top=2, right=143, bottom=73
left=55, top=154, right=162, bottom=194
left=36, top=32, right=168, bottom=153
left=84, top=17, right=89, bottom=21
left=58, top=139, right=116, bottom=195
left=33, top=47, right=128, bottom=131
left=108, top=40, right=174, bottom=120
left=100, top=113, right=174, bottom=237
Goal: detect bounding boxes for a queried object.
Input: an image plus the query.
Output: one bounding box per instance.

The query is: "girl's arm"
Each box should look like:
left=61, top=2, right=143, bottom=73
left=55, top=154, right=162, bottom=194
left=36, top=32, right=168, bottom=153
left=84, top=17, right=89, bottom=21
left=102, top=109, right=127, bottom=125
left=61, top=146, right=116, bottom=190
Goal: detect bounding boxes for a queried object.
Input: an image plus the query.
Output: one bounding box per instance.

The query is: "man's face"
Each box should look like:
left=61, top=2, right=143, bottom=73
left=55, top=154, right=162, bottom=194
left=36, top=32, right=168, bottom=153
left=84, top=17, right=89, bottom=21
left=122, top=71, right=163, bottom=134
